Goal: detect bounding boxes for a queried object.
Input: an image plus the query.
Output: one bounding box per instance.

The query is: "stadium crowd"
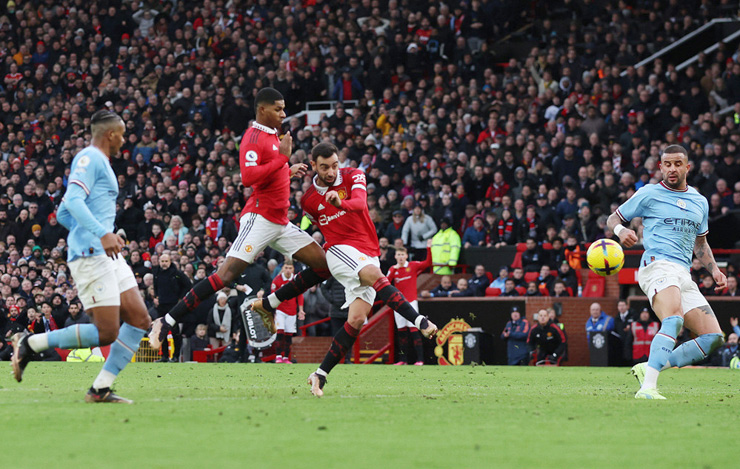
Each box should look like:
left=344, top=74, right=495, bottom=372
left=1, top=0, right=740, bottom=361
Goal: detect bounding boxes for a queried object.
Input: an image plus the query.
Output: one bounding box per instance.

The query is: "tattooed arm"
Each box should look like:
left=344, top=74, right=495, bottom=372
left=694, top=235, right=727, bottom=291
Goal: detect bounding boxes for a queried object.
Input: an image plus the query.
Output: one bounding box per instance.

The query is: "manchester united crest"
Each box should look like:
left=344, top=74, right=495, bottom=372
left=433, top=318, right=471, bottom=366
left=337, top=188, right=347, bottom=200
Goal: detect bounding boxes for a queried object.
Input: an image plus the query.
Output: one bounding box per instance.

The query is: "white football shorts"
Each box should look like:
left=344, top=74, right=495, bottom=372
left=638, top=259, right=709, bottom=315
left=274, top=310, right=297, bottom=334
left=394, top=300, right=419, bottom=329
left=227, top=213, right=317, bottom=263
left=326, top=244, right=379, bottom=309
left=68, top=253, right=138, bottom=310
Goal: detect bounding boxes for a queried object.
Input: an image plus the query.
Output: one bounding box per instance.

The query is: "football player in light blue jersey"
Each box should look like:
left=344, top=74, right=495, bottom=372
left=607, top=144, right=726, bottom=399
left=11, top=110, right=151, bottom=404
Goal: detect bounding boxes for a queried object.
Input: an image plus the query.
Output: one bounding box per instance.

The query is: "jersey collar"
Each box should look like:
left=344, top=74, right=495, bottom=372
left=659, top=181, right=688, bottom=192
left=251, top=121, right=277, bottom=134
left=313, top=171, right=343, bottom=195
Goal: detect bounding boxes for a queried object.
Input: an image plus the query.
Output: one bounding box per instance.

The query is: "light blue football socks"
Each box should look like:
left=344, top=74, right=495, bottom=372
left=93, top=323, right=146, bottom=391
left=667, top=333, right=725, bottom=368
left=29, top=323, right=100, bottom=352
left=643, top=315, right=683, bottom=389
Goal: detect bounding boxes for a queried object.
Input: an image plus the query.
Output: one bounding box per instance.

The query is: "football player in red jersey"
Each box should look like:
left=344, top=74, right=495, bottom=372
left=148, top=88, right=331, bottom=348
left=387, top=241, right=432, bottom=365
left=270, top=259, right=304, bottom=363
left=252, top=142, right=437, bottom=396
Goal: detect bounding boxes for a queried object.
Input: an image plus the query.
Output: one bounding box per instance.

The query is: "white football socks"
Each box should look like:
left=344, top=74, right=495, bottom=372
left=27, top=334, right=49, bottom=353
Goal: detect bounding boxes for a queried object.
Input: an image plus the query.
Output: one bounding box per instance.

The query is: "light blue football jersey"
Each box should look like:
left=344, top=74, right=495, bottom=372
left=57, top=146, right=118, bottom=261
left=616, top=181, right=708, bottom=270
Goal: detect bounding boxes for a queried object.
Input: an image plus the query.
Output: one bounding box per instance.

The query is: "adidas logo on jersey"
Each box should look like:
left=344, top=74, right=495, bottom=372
left=273, top=145, right=278, bottom=151
left=318, top=204, right=325, bottom=210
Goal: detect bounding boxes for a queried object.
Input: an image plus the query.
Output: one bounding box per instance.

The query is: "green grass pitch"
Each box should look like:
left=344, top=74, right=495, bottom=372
left=2, top=363, right=737, bottom=468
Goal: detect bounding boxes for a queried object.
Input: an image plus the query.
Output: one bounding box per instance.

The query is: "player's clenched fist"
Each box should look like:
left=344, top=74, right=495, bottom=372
left=617, top=227, right=638, bottom=248
left=279, top=131, right=292, bottom=157
left=325, top=190, right=342, bottom=208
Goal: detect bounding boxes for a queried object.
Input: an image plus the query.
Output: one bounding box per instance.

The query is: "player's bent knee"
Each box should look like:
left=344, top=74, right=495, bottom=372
left=347, top=317, right=364, bottom=330
left=661, top=315, right=684, bottom=336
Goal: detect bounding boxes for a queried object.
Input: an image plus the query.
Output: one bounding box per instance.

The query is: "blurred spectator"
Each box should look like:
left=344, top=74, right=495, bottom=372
left=377, top=237, right=397, bottom=274
left=189, top=324, right=211, bottom=361
left=630, top=308, right=659, bottom=364
left=528, top=309, right=567, bottom=365
left=401, top=204, right=437, bottom=260
left=421, top=275, right=454, bottom=298
left=385, top=211, right=406, bottom=244
left=500, top=278, right=519, bottom=297
left=521, top=237, right=545, bottom=273
left=468, top=264, right=491, bottom=296
left=511, top=268, right=526, bottom=288
left=153, top=253, right=192, bottom=362
left=302, top=285, right=331, bottom=337
left=613, top=299, right=636, bottom=367
left=712, top=332, right=738, bottom=367
left=321, top=277, right=349, bottom=335
left=585, top=302, right=614, bottom=341
left=551, top=280, right=571, bottom=297
left=548, top=308, right=565, bottom=331
left=63, top=302, right=89, bottom=328
left=501, top=306, right=530, bottom=365
left=536, top=265, right=555, bottom=294
left=555, top=261, right=579, bottom=293
left=208, top=291, right=233, bottom=349
left=431, top=218, right=461, bottom=275
left=450, top=277, right=475, bottom=297
left=490, top=267, right=509, bottom=290
left=462, top=215, right=486, bottom=248
left=698, top=274, right=719, bottom=296
left=525, top=281, right=541, bottom=297
left=722, top=275, right=738, bottom=296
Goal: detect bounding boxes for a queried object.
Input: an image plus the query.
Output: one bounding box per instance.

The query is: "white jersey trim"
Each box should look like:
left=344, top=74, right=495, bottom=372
left=70, top=179, right=90, bottom=195
left=313, top=171, right=343, bottom=195
left=251, top=122, right=277, bottom=134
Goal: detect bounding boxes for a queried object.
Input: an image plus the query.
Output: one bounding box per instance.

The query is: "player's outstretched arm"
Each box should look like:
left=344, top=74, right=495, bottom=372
left=607, top=212, right=638, bottom=248
left=694, top=235, right=727, bottom=291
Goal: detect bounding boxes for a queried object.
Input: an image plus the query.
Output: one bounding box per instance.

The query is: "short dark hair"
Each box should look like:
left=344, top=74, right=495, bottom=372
left=90, top=109, right=121, bottom=125
left=662, top=144, right=688, bottom=159
left=254, top=87, right=284, bottom=110
left=311, top=142, right=339, bottom=160
left=90, top=109, right=123, bottom=135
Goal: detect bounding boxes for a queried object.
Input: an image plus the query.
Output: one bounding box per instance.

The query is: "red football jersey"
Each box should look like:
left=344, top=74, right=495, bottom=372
left=302, top=168, right=379, bottom=257
left=271, top=272, right=304, bottom=316
left=239, top=122, right=290, bottom=225
left=386, top=254, right=432, bottom=301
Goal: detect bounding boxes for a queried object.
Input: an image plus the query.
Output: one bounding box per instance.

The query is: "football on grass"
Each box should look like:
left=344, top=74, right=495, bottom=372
left=586, top=239, right=625, bottom=277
